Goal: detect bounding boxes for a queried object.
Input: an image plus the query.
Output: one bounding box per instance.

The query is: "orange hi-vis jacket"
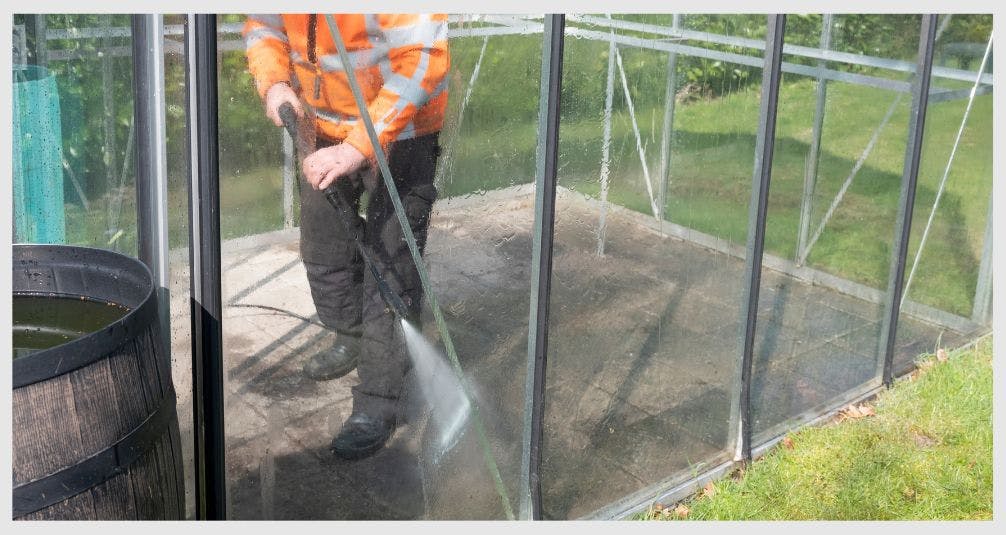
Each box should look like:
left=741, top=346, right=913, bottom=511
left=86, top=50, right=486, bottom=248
left=243, top=14, right=450, bottom=159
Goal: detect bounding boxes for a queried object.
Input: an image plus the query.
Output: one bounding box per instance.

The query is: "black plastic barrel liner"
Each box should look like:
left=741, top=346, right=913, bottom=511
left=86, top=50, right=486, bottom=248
left=12, top=244, right=184, bottom=520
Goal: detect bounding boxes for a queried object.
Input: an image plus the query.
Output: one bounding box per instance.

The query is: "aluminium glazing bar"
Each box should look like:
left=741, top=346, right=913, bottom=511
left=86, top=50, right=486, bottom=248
left=929, top=83, right=993, bottom=104
left=33, top=15, right=48, bottom=67
left=877, top=14, right=939, bottom=388
left=567, top=14, right=992, bottom=86
left=732, top=14, right=787, bottom=463
left=132, top=14, right=172, bottom=330
left=435, top=35, right=489, bottom=188
left=185, top=13, right=227, bottom=520
left=972, top=195, right=993, bottom=325
left=613, top=44, right=659, bottom=220
left=131, top=13, right=185, bottom=512
left=796, top=14, right=832, bottom=265
left=564, top=26, right=913, bottom=94
left=596, top=25, right=616, bottom=257
left=656, top=14, right=682, bottom=224
left=522, top=14, right=565, bottom=520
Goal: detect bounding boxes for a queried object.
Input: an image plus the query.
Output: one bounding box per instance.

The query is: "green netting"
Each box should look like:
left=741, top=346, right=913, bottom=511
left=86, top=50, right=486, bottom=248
left=14, top=64, right=65, bottom=244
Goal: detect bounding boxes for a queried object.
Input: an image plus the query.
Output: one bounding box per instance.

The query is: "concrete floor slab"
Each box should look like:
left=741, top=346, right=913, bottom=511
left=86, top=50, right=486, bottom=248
left=163, top=185, right=976, bottom=520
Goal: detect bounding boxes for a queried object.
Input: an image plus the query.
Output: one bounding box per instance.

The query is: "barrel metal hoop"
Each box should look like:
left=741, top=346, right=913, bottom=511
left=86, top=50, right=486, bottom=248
left=12, top=288, right=159, bottom=389
left=12, top=390, right=178, bottom=518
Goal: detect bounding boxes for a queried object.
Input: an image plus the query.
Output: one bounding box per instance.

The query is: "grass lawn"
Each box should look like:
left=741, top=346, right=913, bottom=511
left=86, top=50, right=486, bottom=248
left=640, top=336, right=992, bottom=521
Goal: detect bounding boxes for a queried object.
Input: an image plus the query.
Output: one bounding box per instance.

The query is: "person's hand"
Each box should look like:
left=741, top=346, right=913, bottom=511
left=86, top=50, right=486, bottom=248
left=302, top=143, right=368, bottom=190
left=264, top=82, right=302, bottom=127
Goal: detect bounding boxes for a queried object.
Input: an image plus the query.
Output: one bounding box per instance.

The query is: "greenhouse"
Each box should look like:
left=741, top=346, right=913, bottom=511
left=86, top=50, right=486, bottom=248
left=10, top=13, right=993, bottom=520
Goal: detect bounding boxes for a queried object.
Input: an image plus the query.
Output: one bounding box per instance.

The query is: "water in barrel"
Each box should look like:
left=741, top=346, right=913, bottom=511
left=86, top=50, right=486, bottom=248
left=12, top=295, right=130, bottom=359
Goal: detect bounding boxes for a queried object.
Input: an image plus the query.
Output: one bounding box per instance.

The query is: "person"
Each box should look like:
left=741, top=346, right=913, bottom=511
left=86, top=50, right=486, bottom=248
left=243, top=13, right=449, bottom=460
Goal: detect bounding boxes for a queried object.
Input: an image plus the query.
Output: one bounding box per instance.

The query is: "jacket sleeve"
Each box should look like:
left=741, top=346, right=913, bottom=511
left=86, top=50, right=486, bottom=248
left=343, top=14, right=450, bottom=160
left=243, top=14, right=292, bottom=99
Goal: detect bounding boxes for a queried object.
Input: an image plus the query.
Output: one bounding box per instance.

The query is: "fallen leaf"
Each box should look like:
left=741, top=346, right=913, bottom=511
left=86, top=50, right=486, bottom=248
left=674, top=504, right=690, bottom=518
left=702, top=481, right=716, bottom=498
left=782, top=436, right=795, bottom=449
left=838, top=403, right=875, bottom=421
left=652, top=503, right=664, bottom=512
left=661, top=508, right=673, bottom=519
left=936, top=348, right=948, bottom=362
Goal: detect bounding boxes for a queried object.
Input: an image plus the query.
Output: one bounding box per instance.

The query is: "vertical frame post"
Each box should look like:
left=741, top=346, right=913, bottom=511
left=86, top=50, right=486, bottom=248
left=877, top=15, right=938, bottom=387
left=185, top=13, right=226, bottom=520
left=132, top=16, right=185, bottom=512
left=596, top=22, right=616, bottom=257
left=972, top=196, right=993, bottom=325
left=132, top=14, right=172, bottom=343
left=520, top=13, right=565, bottom=521
left=656, top=14, right=682, bottom=223
left=730, top=14, right=787, bottom=463
left=795, top=14, right=832, bottom=264
left=33, top=14, right=48, bottom=67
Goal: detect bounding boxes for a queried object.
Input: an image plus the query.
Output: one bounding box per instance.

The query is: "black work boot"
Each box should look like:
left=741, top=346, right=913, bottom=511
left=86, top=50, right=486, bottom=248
left=302, top=337, right=360, bottom=381
left=331, top=413, right=395, bottom=460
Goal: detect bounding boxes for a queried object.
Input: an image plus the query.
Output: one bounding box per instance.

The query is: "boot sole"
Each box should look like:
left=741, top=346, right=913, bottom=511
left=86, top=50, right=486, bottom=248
left=332, top=434, right=391, bottom=461
left=303, top=359, right=358, bottom=381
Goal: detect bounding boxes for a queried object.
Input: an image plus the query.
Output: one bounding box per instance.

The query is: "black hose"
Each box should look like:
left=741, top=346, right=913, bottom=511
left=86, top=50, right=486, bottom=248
left=227, top=302, right=329, bottom=330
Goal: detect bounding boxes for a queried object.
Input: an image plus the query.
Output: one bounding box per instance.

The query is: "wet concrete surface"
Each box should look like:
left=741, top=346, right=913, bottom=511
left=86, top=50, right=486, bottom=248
left=166, top=186, right=978, bottom=520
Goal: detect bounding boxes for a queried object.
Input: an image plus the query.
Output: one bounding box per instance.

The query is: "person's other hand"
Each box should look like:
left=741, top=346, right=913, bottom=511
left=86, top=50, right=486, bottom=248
left=302, top=143, right=367, bottom=190
left=264, top=82, right=303, bottom=127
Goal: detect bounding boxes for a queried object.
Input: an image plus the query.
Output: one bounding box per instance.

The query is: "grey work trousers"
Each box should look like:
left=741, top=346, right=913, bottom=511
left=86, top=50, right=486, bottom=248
left=300, top=133, right=439, bottom=421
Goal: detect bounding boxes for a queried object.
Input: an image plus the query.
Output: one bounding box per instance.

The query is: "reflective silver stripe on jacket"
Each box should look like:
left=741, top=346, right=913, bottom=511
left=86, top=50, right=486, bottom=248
left=383, top=17, right=446, bottom=49
left=247, top=14, right=284, bottom=28
left=245, top=26, right=288, bottom=47
left=314, top=107, right=359, bottom=125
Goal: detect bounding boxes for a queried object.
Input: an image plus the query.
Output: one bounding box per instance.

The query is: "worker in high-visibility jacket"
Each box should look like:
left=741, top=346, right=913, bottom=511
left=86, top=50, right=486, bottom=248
left=244, top=13, right=449, bottom=460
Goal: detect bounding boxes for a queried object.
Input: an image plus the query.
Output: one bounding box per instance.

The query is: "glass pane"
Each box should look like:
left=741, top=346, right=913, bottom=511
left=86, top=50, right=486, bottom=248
left=218, top=13, right=541, bottom=519
left=13, top=14, right=137, bottom=254
left=12, top=14, right=192, bottom=520
left=749, top=15, right=972, bottom=442
left=893, top=15, right=993, bottom=374
left=542, top=14, right=762, bottom=519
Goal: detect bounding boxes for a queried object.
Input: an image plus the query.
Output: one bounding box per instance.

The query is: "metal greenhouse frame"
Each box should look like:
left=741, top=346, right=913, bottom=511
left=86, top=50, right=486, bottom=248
left=24, top=12, right=992, bottom=520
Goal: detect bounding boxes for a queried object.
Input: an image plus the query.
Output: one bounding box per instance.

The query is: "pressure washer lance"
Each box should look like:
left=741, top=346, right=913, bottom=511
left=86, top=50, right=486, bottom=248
left=278, top=103, right=413, bottom=322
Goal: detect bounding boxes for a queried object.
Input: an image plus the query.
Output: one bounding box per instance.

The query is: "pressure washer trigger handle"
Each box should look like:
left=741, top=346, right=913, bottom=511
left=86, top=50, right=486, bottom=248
left=278, top=103, right=299, bottom=141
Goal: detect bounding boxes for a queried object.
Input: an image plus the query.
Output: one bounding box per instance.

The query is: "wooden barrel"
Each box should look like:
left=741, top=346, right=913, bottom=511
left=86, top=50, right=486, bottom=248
left=12, top=244, right=184, bottom=520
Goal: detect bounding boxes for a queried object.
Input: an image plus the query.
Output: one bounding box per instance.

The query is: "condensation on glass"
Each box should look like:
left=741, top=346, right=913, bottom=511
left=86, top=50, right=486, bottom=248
left=13, top=14, right=138, bottom=253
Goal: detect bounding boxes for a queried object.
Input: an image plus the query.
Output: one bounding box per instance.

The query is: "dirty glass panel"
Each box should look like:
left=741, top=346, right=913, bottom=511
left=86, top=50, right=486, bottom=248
left=892, top=15, right=993, bottom=375
left=12, top=14, right=137, bottom=255
left=217, top=14, right=541, bottom=519
left=749, top=16, right=956, bottom=442
left=541, top=14, right=762, bottom=519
